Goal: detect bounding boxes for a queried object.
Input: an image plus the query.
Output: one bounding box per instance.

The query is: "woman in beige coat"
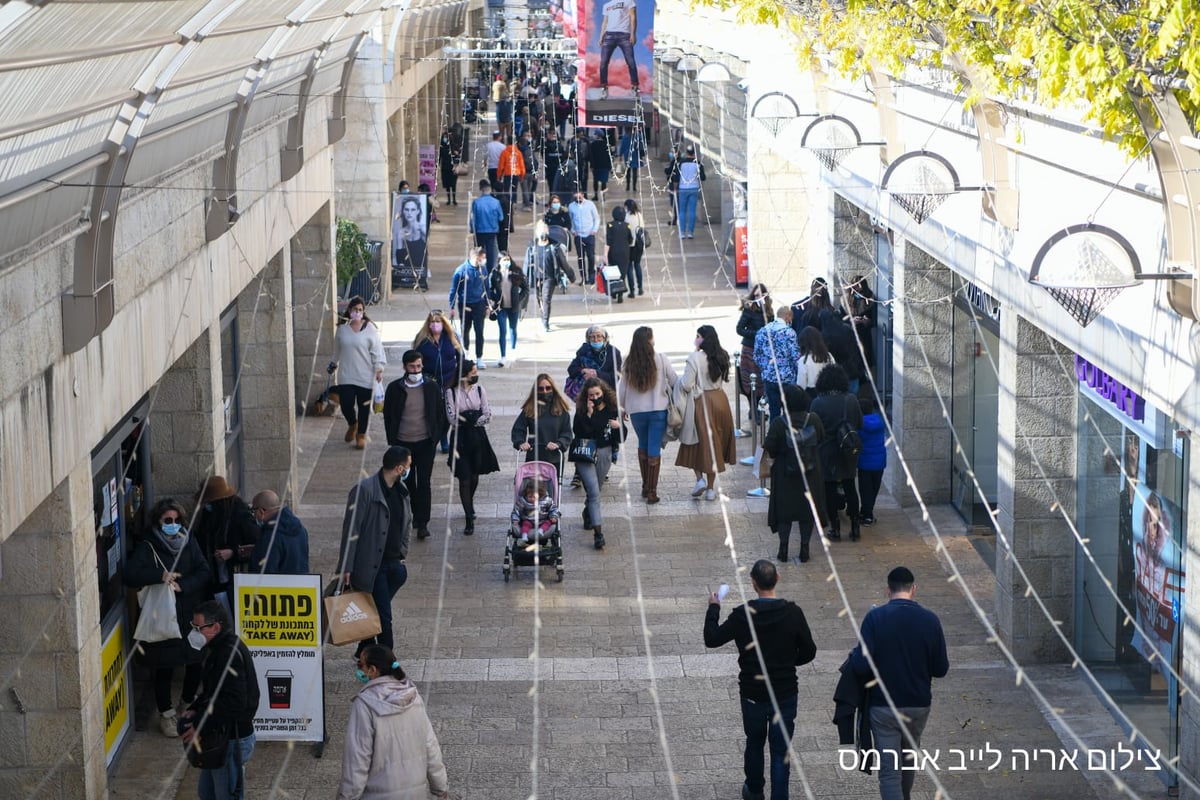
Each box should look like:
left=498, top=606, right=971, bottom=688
left=674, top=325, right=737, bottom=500
left=337, top=645, right=450, bottom=800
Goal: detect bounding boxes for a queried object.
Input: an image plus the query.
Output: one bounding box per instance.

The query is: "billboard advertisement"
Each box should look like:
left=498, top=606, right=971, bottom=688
left=576, top=0, right=654, bottom=126
left=1129, top=485, right=1185, bottom=678
left=391, top=192, right=430, bottom=290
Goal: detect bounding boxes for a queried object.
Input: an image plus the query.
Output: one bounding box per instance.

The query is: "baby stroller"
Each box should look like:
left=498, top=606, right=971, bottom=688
left=502, top=460, right=564, bottom=583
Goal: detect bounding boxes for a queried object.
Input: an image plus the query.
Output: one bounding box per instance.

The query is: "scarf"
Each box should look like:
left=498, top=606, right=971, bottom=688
left=153, top=526, right=188, bottom=556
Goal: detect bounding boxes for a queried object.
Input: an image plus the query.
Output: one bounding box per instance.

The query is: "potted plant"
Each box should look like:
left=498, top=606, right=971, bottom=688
left=335, top=217, right=371, bottom=299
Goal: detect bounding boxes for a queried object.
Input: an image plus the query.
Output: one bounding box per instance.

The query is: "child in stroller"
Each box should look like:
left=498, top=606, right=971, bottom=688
left=512, top=477, right=559, bottom=545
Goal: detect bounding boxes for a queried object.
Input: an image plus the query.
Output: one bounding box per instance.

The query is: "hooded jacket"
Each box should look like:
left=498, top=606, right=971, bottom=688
left=250, top=506, right=310, bottom=574
left=704, top=597, right=817, bottom=702
left=337, top=677, right=448, bottom=800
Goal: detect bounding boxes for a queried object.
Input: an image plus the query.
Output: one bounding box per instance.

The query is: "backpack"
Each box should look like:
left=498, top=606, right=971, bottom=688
left=781, top=415, right=821, bottom=477
left=835, top=418, right=863, bottom=465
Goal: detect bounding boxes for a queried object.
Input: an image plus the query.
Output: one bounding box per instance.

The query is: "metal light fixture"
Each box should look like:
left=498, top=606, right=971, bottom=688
left=695, top=62, right=733, bottom=84
left=800, top=114, right=884, bottom=171
left=880, top=149, right=983, bottom=224
left=659, top=48, right=684, bottom=65
left=749, top=91, right=808, bottom=137
left=676, top=53, right=704, bottom=72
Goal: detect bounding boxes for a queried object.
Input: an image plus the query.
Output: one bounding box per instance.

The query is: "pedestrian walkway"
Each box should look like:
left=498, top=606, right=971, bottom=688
left=108, top=142, right=1162, bottom=800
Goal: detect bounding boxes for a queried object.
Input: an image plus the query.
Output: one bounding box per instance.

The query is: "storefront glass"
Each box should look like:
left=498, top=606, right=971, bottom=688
left=949, top=283, right=1000, bottom=528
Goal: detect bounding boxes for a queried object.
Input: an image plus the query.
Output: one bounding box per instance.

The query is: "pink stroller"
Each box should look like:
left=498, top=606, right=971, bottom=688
left=503, top=460, right=564, bottom=583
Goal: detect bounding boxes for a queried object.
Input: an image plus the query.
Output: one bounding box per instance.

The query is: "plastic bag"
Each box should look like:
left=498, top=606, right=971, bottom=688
left=372, top=378, right=385, bottom=414
left=135, top=583, right=181, bottom=643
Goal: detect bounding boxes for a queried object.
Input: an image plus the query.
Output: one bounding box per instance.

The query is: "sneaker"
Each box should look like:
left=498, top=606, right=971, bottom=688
left=690, top=479, right=706, bottom=498
left=570, top=475, right=583, bottom=489
left=705, top=489, right=716, bottom=501
left=477, top=361, right=488, bottom=370
left=159, top=709, right=179, bottom=738
left=600, top=87, right=608, bottom=100
left=861, top=515, right=876, bottom=525
left=417, top=527, right=430, bottom=540
left=497, top=360, right=505, bottom=368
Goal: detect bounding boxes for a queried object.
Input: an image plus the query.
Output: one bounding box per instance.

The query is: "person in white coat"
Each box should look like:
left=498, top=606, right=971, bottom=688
left=674, top=325, right=737, bottom=500
left=337, top=645, right=450, bottom=800
left=332, top=296, right=386, bottom=449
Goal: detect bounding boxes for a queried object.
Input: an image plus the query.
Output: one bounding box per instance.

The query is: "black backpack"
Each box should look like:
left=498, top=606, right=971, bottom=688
left=781, top=415, right=821, bottom=477
left=835, top=418, right=863, bottom=466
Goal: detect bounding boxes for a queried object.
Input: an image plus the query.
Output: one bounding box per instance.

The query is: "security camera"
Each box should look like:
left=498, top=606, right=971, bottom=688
left=736, top=79, right=749, bottom=92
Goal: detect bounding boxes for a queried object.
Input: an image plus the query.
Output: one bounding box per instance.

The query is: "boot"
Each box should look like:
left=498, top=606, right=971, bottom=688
left=826, top=515, right=841, bottom=542
left=464, top=512, right=476, bottom=536
left=849, top=517, right=861, bottom=542
left=355, top=434, right=367, bottom=450
left=776, top=534, right=789, bottom=563
left=637, top=449, right=649, bottom=498
left=345, top=423, right=357, bottom=443
left=645, top=456, right=661, bottom=504
left=582, top=507, right=593, bottom=530
left=799, top=529, right=811, bottom=563
left=593, top=526, right=605, bottom=549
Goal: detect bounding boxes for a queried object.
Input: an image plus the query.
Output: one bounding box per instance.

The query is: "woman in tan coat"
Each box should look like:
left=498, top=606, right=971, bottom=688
left=337, top=645, right=449, bottom=800
left=674, top=325, right=737, bottom=500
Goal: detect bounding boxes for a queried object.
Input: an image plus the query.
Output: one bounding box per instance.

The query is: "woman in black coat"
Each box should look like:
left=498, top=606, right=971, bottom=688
left=439, top=127, right=462, bottom=205
left=603, top=206, right=632, bottom=303
left=809, top=364, right=864, bottom=542
left=735, top=283, right=772, bottom=404
left=190, top=476, right=258, bottom=602
left=764, top=385, right=826, bottom=564
left=124, top=498, right=211, bottom=737
left=572, top=377, right=624, bottom=550
left=512, top=374, right=574, bottom=473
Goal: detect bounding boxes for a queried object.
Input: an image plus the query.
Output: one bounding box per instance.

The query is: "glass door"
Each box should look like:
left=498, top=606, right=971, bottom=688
left=950, top=307, right=999, bottom=527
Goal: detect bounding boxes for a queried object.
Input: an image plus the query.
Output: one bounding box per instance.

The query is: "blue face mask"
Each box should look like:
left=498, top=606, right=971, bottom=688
left=355, top=669, right=370, bottom=684
left=589, top=340, right=604, bottom=350
left=551, top=202, right=561, bottom=211
left=400, top=467, right=411, bottom=482
left=161, top=522, right=183, bottom=537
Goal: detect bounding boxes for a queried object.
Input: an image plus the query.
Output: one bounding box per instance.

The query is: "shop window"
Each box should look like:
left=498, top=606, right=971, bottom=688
left=220, top=305, right=244, bottom=490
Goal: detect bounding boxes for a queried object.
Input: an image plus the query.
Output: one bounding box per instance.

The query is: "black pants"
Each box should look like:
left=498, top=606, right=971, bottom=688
left=397, top=438, right=436, bottom=529
left=538, top=279, right=555, bottom=328
left=574, top=234, right=596, bottom=284
left=458, top=299, right=488, bottom=359
left=858, top=468, right=883, bottom=518
left=475, top=232, right=499, bottom=272
left=155, top=663, right=202, bottom=713
left=824, top=478, right=860, bottom=530
left=338, top=384, right=373, bottom=435
left=626, top=167, right=639, bottom=191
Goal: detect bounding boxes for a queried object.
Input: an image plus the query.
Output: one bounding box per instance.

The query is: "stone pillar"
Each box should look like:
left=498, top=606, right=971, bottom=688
left=994, top=313, right=1076, bottom=663
left=333, top=29, right=390, bottom=242
left=150, top=326, right=223, bottom=502
left=236, top=249, right=298, bottom=500
left=291, top=203, right=337, bottom=415
left=1181, top=447, right=1200, bottom=799
left=0, top=460, right=106, bottom=800
left=887, top=237, right=953, bottom=507
left=831, top=194, right=876, bottom=284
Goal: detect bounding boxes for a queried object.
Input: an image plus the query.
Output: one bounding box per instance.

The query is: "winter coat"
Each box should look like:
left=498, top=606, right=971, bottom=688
left=810, top=392, right=864, bottom=483
left=250, top=506, right=310, bottom=575
left=511, top=406, right=573, bottom=464
left=487, top=266, right=530, bottom=311
left=735, top=305, right=770, bottom=349
left=124, top=533, right=211, bottom=667
left=383, top=378, right=449, bottom=445
left=567, top=342, right=622, bottom=390
left=415, top=335, right=460, bottom=390
left=572, top=401, right=624, bottom=449
left=604, top=220, right=632, bottom=269
left=764, top=414, right=827, bottom=528
left=189, top=630, right=260, bottom=740
left=191, top=495, right=259, bottom=596
left=337, top=473, right=411, bottom=592
left=337, top=678, right=449, bottom=800
left=832, top=655, right=874, bottom=773
left=858, top=412, right=887, bottom=472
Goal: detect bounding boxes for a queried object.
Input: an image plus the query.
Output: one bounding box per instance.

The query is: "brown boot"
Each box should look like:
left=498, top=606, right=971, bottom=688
left=637, top=449, right=649, bottom=498
left=355, top=434, right=367, bottom=450
left=345, top=423, right=357, bottom=443
left=646, top=456, right=661, bottom=504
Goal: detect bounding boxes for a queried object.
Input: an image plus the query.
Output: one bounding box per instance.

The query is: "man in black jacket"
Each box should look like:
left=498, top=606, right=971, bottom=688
left=704, top=560, right=817, bottom=800
left=383, top=350, right=449, bottom=540
left=181, top=599, right=260, bottom=800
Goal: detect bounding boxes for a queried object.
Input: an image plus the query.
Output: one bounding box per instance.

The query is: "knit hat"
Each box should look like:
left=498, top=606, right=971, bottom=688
left=198, top=476, right=237, bottom=504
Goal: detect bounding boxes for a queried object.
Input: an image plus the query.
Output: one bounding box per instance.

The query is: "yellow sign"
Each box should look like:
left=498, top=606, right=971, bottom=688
left=236, top=585, right=320, bottom=647
left=101, top=621, right=129, bottom=763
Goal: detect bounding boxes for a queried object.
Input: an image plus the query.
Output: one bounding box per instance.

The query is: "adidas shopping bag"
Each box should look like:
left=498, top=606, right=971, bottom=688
left=323, top=590, right=382, bottom=645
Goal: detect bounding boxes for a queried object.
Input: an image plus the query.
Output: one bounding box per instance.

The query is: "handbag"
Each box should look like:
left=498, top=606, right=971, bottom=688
left=185, top=715, right=231, bottom=769
left=564, top=374, right=583, bottom=400
left=637, top=228, right=652, bottom=249
left=568, top=438, right=598, bottom=464
left=453, top=162, right=469, bottom=176
left=323, top=590, right=382, bottom=646
left=134, top=550, right=182, bottom=644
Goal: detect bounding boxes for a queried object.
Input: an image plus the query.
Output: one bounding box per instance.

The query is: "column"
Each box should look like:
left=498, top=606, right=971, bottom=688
left=887, top=237, right=953, bottom=507
left=0, top=461, right=106, bottom=799
left=995, top=312, right=1076, bottom=663
left=333, top=30, right=390, bottom=242
left=291, top=203, right=337, bottom=416
left=150, top=326, right=223, bottom=501
left=831, top=194, right=876, bottom=282
left=1180, top=449, right=1200, bottom=797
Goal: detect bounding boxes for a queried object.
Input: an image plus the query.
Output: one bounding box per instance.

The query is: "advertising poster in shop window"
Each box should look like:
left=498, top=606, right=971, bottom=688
left=576, top=0, right=653, bottom=126
left=235, top=574, right=325, bottom=741
left=1130, top=485, right=1185, bottom=678
left=392, top=192, right=429, bottom=289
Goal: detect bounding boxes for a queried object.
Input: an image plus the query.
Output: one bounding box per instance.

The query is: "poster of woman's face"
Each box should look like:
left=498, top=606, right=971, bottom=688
left=392, top=194, right=428, bottom=252
left=1131, top=485, right=1182, bottom=676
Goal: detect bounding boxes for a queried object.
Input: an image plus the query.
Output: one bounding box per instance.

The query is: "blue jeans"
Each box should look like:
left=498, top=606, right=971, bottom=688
left=741, top=694, right=797, bottom=800
left=678, top=188, right=700, bottom=235
left=475, top=232, right=499, bottom=272
left=762, top=380, right=784, bottom=425
left=598, top=32, right=638, bottom=88
left=199, top=733, right=255, bottom=800
left=369, top=559, right=408, bottom=651
left=496, top=307, right=519, bottom=357
left=577, top=446, right=613, bottom=526
left=870, top=705, right=931, bottom=800
left=630, top=410, right=668, bottom=458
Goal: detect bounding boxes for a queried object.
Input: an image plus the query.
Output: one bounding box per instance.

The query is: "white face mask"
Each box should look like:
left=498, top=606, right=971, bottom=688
left=188, top=630, right=207, bottom=650
left=405, top=373, right=424, bottom=385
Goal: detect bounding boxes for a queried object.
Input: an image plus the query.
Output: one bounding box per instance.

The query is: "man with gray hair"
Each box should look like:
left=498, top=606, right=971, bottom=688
left=525, top=221, right=570, bottom=332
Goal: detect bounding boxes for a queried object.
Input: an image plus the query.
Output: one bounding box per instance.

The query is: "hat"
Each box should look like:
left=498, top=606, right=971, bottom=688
left=198, top=476, right=237, bottom=504
left=492, top=130, right=500, bottom=137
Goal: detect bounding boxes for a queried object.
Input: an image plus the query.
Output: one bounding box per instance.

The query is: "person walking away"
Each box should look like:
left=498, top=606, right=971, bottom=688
left=331, top=296, right=386, bottom=449
left=488, top=252, right=529, bottom=367
left=438, top=129, right=460, bottom=206
left=736, top=284, right=772, bottom=413
left=763, top=385, right=826, bottom=563
left=511, top=374, right=574, bottom=467
left=446, top=361, right=500, bottom=536
left=555, top=93, right=572, bottom=139
left=448, top=246, right=491, bottom=364
left=569, top=189, right=601, bottom=285
left=664, top=148, right=679, bottom=225
left=337, top=645, right=450, bottom=800
left=485, top=130, right=505, bottom=187
left=810, top=364, right=864, bottom=542
left=857, top=396, right=886, bottom=525
left=589, top=130, right=613, bottom=199
left=124, top=498, right=210, bottom=737
left=618, top=326, right=678, bottom=503
left=542, top=132, right=566, bottom=202
left=337, top=446, right=413, bottom=654
left=574, top=128, right=591, bottom=196
left=673, top=145, right=706, bottom=239
left=413, top=309, right=463, bottom=454
left=849, top=567, right=949, bottom=800
left=519, top=132, right=538, bottom=208
left=526, top=221, right=570, bottom=332
left=179, top=600, right=259, bottom=800
left=796, top=327, right=835, bottom=398
left=620, top=129, right=644, bottom=191
left=573, top=377, right=623, bottom=549
left=383, top=352, right=449, bottom=541
left=623, top=198, right=646, bottom=297
left=248, top=490, right=310, bottom=574
left=704, top=559, right=817, bottom=800
left=496, top=93, right=514, bottom=141
left=819, top=308, right=866, bottom=395
left=469, top=180, right=504, bottom=272
left=753, top=305, right=799, bottom=424
left=603, top=205, right=632, bottom=302
left=675, top=325, right=737, bottom=500
left=497, top=136, right=526, bottom=222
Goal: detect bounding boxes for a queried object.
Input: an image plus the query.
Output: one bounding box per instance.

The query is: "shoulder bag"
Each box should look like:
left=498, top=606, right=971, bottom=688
left=568, top=438, right=597, bottom=463
left=134, top=549, right=182, bottom=644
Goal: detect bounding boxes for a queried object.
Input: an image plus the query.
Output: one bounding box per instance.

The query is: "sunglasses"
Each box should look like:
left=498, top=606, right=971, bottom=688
left=190, top=621, right=216, bottom=632
left=161, top=516, right=180, bottom=523
left=537, top=387, right=553, bottom=393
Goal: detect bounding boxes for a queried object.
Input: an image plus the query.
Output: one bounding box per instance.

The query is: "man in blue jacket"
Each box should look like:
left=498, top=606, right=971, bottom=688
left=448, top=247, right=490, bottom=364
left=248, top=490, right=310, bottom=574
left=469, top=179, right=504, bottom=272
left=849, top=566, right=949, bottom=800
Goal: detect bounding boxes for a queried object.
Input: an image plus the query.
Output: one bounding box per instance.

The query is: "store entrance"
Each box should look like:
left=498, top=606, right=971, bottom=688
left=950, top=304, right=999, bottom=528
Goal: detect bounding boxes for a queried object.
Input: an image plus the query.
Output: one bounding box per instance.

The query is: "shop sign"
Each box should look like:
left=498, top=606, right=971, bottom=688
left=965, top=281, right=1001, bottom=322
left=417, top=145, right=438, bottom=194
left=734, top=221, right=749, bottom=286
left=235, top=574, right=324, bottom=742
left=1075, top=355, right=1145, bottom=422
left=102, top=621, right=129, bottom=764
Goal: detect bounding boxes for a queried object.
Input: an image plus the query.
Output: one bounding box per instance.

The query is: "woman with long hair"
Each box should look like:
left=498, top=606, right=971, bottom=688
left=810, top=364, right=864, bottom=542
left=487, top=251, right=529, bottom=367
left=413, top=309, right=463, bottom=453
left=446, top=361, right=500, bottom=536
left=332, top=295, right=386, bottom=449
left=798, top=280, right=833, bottom=331
left=511, top=373, right=574, bottom=469
left=623, top=198, right=645, bottom=298
left=572, top=377, right=623, bottom=550
left=618, top=326, right=679, bottom=503
left=845, top=274, right=878, bottom=374
left=796, top=327, right=835, bottom=396
left=735, top=283, right=772, bottom=405
left=675, top=325, right=737, bottom=500
left=763, top=385, right=826, bottom=563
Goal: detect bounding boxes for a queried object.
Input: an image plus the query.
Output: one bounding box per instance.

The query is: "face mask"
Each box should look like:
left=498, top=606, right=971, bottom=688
left=467, top=376, right=479, bottom=385
left=551, top=203, right=561, bottom=211
left=161, top=522, right=183, bottom=537
left=399, top=467, right=411, bottom=482
left=500, top=260, right=511, bottom=268
left=430, top=322, right=443, bottom=334
left=400, top=188, right=410, bottom=194
left=589, top=340, right=604, bottom=350
left=188, top=630, right=207, bottom=651
left=405, top=373, right=423, bottom=386
left=695, top=337, right=704, bottom=349
left=355, top=668, right=371, bottom=684
left=349, top=310, right=363, bottom=321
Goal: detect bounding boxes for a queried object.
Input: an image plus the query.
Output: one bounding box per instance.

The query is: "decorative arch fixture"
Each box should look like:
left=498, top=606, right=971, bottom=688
left=659, top=48, right=684, bottom=65
left=880, top=149, right=984, bottom=224
left=799, top=114, right=884, bottom=171
left=676, top=53, right=705, bottom=72
left=750, top=91, right=808, bottom=137
left=695, top=62, right=732, bottom=84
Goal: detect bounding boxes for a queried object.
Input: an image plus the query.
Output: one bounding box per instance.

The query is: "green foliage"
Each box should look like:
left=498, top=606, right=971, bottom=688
left=702, top=0, right=1200, bottom=155
left=335, top=217, right=370, bottom=288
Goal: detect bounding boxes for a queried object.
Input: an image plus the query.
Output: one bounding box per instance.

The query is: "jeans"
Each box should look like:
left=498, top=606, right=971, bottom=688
left=630, top=410, right=668, bottom=458
left=369, top=558, right=408, bottom=651
left=538, top=279, right=555, bottom=328
left=574, top=234, right=596, bottom=283
left=762, top=380, right=784, bottom=425
left=627, top=252, right=643, bottom=295
left=577, top=446, right=613, bottom=527
left=678, top=188, right=700, bottom=235
left=598, top=32, right=638, bottom=88
left=496, top=307, right=519, bottom=357
left=625, top=167, right=639, bottom=192
left=741, top=694, right=797, bottom=800
left=459, top=299, right=488, bottom=359
left=858, top=468, right=883, bottom=518
left=869, top=705, right=931, bottom=800
left=338, top=384, right=373, bottom=435
left=199, top=733, right=255, bottom=800
left=475, top=231, right=499, bottom=272
left=397, top=438, right=436, bottom=528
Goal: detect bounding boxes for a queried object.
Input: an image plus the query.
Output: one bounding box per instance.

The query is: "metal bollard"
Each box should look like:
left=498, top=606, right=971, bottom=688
left=733, top=363, right=748, bottom=438
left=747, top=393, right=771, bottom=497
left=739, top=373, right=758, bottom=465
